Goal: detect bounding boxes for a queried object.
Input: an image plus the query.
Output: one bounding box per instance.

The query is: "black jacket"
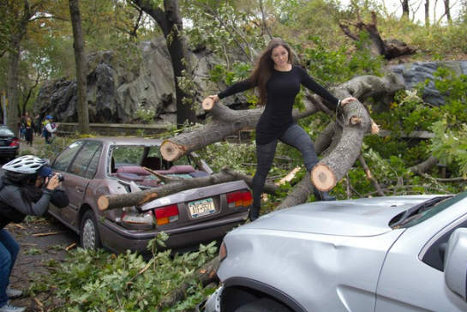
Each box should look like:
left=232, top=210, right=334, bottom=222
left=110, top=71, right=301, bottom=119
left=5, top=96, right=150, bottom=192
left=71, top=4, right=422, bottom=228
left=0, top=177, right=69, bottom=229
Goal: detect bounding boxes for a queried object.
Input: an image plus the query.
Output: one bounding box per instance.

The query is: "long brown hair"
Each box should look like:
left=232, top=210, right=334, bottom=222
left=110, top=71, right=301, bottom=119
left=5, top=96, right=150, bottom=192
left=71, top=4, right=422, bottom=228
left=249, top=38, right=293, bottom=106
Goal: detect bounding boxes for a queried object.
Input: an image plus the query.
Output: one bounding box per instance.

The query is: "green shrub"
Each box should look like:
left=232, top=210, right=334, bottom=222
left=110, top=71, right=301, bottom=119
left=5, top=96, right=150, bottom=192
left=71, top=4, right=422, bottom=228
left=31, top=234, right=218, bottom=312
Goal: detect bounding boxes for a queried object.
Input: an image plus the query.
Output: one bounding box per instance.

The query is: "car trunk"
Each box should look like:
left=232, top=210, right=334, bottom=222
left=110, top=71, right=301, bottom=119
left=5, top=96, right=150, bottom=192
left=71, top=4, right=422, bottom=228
left=138, top=180, right=251, bottom=229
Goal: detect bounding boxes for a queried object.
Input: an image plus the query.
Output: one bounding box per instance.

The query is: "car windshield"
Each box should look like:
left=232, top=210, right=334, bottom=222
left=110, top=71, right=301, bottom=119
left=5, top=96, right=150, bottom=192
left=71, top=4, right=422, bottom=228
left=391, top=191, right=467, bottom=228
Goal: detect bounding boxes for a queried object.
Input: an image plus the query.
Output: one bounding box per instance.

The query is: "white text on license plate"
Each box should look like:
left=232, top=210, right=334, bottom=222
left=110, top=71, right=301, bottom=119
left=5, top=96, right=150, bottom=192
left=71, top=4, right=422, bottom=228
left=188, top=198, right=215, bottom=218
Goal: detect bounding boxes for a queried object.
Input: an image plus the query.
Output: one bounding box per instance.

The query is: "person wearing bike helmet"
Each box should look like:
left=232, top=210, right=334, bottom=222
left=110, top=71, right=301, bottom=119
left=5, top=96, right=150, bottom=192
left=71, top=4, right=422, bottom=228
left=43, top=115, right=57, bottom=144
left=0, top=155, right=66, bottom=312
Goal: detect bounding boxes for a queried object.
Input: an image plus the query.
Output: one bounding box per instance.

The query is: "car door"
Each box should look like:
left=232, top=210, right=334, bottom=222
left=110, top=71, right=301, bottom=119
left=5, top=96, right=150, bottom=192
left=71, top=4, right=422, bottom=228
left=58, top=141, right=102, bottom=228
left=50, top=141, right=85, bottom=225
left=375, top=198, right=467, bottom=312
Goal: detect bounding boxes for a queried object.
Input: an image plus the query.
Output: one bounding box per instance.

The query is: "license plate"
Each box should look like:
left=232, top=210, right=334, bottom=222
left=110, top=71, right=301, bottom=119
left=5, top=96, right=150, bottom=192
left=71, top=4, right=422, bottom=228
left=188, top=198, right=215, bottom=218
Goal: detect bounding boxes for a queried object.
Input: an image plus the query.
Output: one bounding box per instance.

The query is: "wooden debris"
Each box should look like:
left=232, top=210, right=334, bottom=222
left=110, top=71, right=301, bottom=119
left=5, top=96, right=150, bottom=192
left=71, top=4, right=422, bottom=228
left=32, top=231, right=63, bottom=237
left=65, top=242, right=77, bottom=251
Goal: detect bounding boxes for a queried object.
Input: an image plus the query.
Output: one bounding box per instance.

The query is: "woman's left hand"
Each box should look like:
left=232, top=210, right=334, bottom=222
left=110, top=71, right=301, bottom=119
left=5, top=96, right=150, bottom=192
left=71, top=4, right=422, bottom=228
left=340, top=97, right=358, bottom=106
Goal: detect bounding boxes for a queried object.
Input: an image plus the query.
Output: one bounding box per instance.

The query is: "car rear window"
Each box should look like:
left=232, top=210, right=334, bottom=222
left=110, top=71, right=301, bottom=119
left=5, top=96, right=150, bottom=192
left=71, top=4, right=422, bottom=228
left=0, top=128, right=14, bottom=137
left=112, top=146, right=146, bottom=167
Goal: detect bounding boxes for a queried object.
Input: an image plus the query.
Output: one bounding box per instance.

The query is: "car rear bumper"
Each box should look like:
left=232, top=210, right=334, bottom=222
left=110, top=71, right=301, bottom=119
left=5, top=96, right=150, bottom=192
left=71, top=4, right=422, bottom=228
left=99, top=212, right=248, bottom=253
left=0, top=146, right=19, bottom=157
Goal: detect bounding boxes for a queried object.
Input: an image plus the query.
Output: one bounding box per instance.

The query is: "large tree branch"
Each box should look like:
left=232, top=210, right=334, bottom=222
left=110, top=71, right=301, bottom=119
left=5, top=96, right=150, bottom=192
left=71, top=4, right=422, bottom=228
left=98, top=168, right=278, bottom=211
left=131, top=0, right=168, bottom=34
left=409, top=155, right=438, bottom=175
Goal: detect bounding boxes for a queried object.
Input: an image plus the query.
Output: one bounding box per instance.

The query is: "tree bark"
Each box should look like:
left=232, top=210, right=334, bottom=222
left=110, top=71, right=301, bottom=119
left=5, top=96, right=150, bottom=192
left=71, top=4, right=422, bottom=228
left=443, top=0, right=451, bottom=24
left=276, top=172, right=314, bottom=210
left=409, top=155, right=438, bottom=174
left=132, top=0, right=197, bottom=126
left=5, top=1, right=32, bottom=134
left=98, top=168, right=278, bottom=211
left=69, top=0, right=90, bottom=134
left=401, top=0, right=410, bottom=18
left=311, top=99, right=372, bottom=191
left=7, top=36, right=20, bottom=134
left=425, top=0, right=430, bottom=26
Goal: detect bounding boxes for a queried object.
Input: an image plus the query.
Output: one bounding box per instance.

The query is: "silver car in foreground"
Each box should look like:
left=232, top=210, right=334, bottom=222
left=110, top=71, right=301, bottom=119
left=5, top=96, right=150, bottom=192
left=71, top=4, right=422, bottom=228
left=202, top=192, right=467, bottom=312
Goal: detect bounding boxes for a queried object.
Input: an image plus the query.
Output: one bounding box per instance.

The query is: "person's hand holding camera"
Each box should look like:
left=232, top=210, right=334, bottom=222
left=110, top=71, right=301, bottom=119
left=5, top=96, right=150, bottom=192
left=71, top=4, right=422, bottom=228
left=46, top=173, right=62, bottom=191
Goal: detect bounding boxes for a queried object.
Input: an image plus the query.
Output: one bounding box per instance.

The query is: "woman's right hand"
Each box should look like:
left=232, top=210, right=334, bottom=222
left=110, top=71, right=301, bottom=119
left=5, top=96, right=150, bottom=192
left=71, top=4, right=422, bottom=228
left=208, top=95, right=219, bottom=103
left=46, top=174, right=61, bottom=191
left=202, top=95, right=220, bottom=110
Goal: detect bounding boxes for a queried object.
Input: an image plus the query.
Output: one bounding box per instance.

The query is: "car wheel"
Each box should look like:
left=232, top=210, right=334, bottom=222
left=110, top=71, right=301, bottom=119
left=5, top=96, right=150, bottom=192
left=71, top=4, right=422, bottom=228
left=234, top=298, right=292, bottom=312
left=80, top=210, right=101, bottom=250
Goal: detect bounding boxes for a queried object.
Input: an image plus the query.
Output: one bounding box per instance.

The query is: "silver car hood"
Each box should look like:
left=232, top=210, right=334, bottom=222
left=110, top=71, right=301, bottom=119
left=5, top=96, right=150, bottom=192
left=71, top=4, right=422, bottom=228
left=243, top=195, right=439, bottom=236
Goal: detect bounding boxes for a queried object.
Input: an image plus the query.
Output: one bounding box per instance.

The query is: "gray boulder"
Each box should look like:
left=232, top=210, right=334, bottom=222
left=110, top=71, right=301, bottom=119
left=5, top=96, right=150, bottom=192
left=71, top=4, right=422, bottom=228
left=34, top=37, right=220, bottom=124
left=388, top=60, right=467, bottom=106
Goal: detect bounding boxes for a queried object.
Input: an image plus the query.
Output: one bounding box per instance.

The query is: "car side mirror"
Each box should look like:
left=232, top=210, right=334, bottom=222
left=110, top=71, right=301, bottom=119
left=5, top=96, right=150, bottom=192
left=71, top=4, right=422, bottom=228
left=444, top=228, right=467, bottom=301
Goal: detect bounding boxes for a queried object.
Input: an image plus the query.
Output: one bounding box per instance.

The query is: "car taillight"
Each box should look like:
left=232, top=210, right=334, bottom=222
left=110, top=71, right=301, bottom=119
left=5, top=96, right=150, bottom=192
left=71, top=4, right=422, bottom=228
left=226, top=190, right=253, bottom=208
left=154, top=204, right=179, bottom=226
left=121, top=210, right=154, bottom=228
left=9, top=138, right=19, bottom=147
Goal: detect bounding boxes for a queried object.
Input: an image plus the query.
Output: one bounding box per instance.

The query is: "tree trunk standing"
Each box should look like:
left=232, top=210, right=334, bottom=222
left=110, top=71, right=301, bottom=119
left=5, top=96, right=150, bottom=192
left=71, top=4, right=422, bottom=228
left=6, top=36, right=20, bottom=134
left=425, top=0, right=430, bottom=26
left=69, top=0, right=90, bottom=134
left=401, top=0, right=410, bottom=18
left=132, top=0, right=197, bottom=127
left=5, top=0, right=32, bottom=134
left=443, top=0, right=451, bottom=24
left=163, top=0, right=197, bottom=126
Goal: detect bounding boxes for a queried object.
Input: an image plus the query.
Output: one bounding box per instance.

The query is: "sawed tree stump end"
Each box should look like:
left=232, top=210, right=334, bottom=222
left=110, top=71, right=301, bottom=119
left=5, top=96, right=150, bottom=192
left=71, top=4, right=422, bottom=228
left=311, top=163, right=337, bottom=192
left=161, top=140, right=184, bottom=162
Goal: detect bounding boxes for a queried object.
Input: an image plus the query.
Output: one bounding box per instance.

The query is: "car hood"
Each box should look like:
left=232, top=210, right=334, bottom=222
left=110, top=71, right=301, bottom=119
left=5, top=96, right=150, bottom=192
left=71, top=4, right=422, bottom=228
left=243, top=195, right=439, bottom=236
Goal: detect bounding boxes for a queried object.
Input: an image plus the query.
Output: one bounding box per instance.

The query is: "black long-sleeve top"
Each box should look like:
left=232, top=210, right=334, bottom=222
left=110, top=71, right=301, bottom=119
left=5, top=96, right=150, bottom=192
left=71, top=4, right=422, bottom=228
left=218, top=66, right=339, bottom=145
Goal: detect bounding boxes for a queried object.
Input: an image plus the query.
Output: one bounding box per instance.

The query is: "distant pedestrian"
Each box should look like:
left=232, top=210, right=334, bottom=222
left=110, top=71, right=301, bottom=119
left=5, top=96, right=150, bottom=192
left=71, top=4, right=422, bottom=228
left=43, top=115, right=57, bottom=144
left=24, top=117, right=33, bottom=146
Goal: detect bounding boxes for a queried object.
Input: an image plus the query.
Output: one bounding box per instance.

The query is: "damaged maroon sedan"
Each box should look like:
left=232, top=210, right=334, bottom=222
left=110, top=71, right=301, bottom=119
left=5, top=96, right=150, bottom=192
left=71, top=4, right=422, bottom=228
left=48, top=137, right=251, bottom=253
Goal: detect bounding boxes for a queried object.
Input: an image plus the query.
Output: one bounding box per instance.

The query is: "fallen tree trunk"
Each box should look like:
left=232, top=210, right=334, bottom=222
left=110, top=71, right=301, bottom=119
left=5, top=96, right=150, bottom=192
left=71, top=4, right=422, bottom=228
left=311, top=99, right=372, bottom=191
left=98, top=168, right=278, bottom=211
left=339, top=11, right=415, bottom=59
left=276, top=172, right=313, bottom=210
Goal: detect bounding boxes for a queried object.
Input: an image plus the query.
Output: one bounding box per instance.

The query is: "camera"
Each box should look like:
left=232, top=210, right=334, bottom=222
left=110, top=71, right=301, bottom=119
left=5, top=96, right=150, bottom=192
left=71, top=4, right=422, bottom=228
left=49, top=173, right=64, bottom=182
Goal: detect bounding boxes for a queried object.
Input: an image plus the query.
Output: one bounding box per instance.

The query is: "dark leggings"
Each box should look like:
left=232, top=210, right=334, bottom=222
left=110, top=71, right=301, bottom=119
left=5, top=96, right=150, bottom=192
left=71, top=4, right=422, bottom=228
left=250, top=124, right=318, bottom=219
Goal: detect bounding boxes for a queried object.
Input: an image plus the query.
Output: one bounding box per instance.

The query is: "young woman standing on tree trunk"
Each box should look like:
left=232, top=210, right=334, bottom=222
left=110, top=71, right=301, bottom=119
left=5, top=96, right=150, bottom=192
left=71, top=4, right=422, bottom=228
left=206, top=38, right=357, bottom=221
